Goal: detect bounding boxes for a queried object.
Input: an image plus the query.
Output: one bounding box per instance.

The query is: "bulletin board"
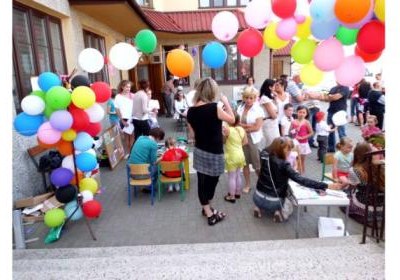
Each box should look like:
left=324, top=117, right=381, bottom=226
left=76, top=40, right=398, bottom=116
left=102, top=125, right=125, bottom=170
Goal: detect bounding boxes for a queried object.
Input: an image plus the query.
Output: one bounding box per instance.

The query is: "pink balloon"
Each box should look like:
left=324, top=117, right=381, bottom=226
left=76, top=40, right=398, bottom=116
left=334, top=55, right=365, bottom=87
left=314, top=38, right=345, bottom=71
left=244, top=0, right=272, bottom=29
left=341, top=0, right=374, bottom=29
left=294, top=14, right=306, bottom=24
left=276, top=18, right=297, bottom=40
left=37, top=122, right=62, bottom=145
left=212, top=11, right=239, bottom=42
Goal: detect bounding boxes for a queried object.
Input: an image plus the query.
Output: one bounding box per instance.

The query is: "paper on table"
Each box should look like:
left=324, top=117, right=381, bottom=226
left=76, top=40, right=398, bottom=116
left=122, top=122, right=134, bottom=135
left=325, top=189, right=347, bottom=198
left=290, top=183, right=319, bottom=200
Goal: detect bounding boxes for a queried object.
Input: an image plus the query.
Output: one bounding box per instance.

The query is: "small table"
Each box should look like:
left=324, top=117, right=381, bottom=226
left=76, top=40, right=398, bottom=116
left=289, top=181, right=350, bottom=239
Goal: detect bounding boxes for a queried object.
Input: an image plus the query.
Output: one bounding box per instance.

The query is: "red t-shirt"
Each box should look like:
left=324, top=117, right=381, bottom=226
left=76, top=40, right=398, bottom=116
left=161, top=148, right=189, bottom=177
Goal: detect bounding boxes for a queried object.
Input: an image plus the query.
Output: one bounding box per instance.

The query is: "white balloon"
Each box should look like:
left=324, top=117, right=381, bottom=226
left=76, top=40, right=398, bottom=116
left=21, top=95, right=45, bottom=115
left=80, top=190, right=94, bottom=203
left=109, top=43, right=139, bottom=70
left=244, top=0, right=272, bottom=29
left=211, top=11, right=239, bottom=42
left=78, top=48, right=104, bottom=73
left=332, top=110, right=348, bottom=126
left=61, top=155, right=76, bottom=173
left=85, top=103, right=105, bottom=123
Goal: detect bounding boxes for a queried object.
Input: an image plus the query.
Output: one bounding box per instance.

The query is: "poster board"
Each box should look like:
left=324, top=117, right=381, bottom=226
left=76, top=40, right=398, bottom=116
left=102, top=125, right=125, bottom=170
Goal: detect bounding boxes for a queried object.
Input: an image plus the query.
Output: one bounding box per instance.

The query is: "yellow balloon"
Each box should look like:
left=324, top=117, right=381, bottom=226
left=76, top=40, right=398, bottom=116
left=300, top=63, right=324, bottom=86
left=79, top=177, right=98, bottom=194
left=374, top=0, right=385, bottom=22
left=62, top=129, right=77, bottom=141
left=263, top=22, right=290, bottom=50
left=71, top=86, right=96, bottom=109
left=296, top=16, right=312, bottom=39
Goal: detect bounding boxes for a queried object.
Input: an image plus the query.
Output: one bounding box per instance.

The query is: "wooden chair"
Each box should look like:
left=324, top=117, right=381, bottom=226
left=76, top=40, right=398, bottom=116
left=157, top=161, right=185, bottom=202
left=126, top=164, right=154, bottom=206
left=321, top=153, right=335, bottom=182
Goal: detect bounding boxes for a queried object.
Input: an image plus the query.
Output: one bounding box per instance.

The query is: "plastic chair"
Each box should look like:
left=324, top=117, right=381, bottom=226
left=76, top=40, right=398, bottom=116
left=126, top=164, right=154, bottom=206
left=321, top=153, right=335, bottom=182
left=157, top=161, right=185, bottom=202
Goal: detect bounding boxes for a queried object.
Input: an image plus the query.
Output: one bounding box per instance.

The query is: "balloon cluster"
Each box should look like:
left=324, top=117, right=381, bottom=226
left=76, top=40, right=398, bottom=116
left=14, top=72, right=109, bottom=228
left=207, top=0, right=385, bottom=87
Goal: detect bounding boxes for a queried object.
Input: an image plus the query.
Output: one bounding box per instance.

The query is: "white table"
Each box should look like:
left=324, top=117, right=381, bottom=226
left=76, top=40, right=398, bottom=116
left=289, top=180, right=350, bottom=239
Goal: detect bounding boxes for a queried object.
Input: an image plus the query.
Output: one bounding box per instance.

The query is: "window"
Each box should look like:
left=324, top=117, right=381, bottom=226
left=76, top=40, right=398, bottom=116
left=83, top=30, right=109, bottom=84
left=12, top=4, right=67, bottom=112
left=200, top=43, right=253, bottom=84
left=199, top=0, right=249, bottom=8
left=135, top=0, right=153, bottom=8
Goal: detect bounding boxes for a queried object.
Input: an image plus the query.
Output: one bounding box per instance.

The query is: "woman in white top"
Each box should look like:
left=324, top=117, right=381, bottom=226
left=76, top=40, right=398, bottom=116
left=274, top=78, right=290, bottom=123
left=237, top=87, right=264, bottom=194
left=132, top=79, right=152, bottom=141
left=259, top=78, right=279, bottom=148
left=174, top=87, right=188, bottom=119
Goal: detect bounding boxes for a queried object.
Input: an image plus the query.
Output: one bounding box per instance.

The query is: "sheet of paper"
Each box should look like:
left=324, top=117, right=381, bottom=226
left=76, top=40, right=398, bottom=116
left=122, top=122, right=134, bottom=135
left=149, top=99, right=160, bottom=110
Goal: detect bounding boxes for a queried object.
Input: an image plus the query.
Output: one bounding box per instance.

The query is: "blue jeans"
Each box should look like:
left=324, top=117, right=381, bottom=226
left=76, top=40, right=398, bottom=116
left=253, top=192, right=282, bottom=214
left=327, top=112, right=347, bottom=152
left=350, top=98, right=357, bottom=118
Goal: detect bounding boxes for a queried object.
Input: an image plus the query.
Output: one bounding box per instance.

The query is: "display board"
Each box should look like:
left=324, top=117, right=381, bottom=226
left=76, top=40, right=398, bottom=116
left=102, top=125, right=125, bottom=170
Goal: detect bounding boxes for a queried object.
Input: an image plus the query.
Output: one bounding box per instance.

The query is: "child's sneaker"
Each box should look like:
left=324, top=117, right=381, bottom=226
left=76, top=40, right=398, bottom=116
left=174, top=184, right=180, bottom=192
left=168, top=185, right=173, bottom=192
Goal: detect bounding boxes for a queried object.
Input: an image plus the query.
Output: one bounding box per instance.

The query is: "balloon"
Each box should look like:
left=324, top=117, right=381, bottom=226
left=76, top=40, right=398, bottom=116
left=50, top=167, right=74, bottom=187
left=374, top=0, right=385, bottom=22
left=276, top=18, right=297, bottom=40
left=21, top=95, right=45, bottom=115
left=294, top=14, right=305, bottom=24
left=335, top=26, right=359, bottom=46
left=263, top=22, right=290, bottom=50
left=43, top=106, right=55, bottom=120
left=313, top=38, right=345, bottom=71
left=212, top=11, right=239, bottom=41
left=49, top=110, right=73, bottom=132
left=271, top=0, right=296, bottom=19
left=30, top=90, right=46, bottom=101
left=57, top=140, right=74, bottom=156
left=166, top=49, right=194, bottom=78
left=244, top=0, right=272, bottom=29
left=109, top=42, right=139, bottom=70
left=70, top=171, right=84, bottom=185
left=341, top=0, right=374, bottom=29
left=237, top=28, right=264, bottom=57
left=38, top=72, right=61, bottom=92
left=71, top=86, right=96, bottom=109
left=37, top=137, right=59, bottom=149
left=79, top=177, right=99, bottom=194
left=332, top=110, right=348, bottom=126
left=334, top=55, right=365, bottom=87
left=76, top=152, right=98, bottom=172
left=69, top=108, right=90, bottom=132
left=64, top=200, right=83, bottom=221
left=78, top=48, right=104, bottom=73
left=14, top=113, right=44, bottom=136
left=61, top=155, right=76, bottom=173
left=311, top=18, right=340, bottom=40
left=62, top=129, right=77, bottom=141
left=90, top=82, right=111, bottom=103
left=355, top=46, right=382, bottom=63
left=55, top=184, right=77, bottom=204
left=70, top=75, right=90, bottom=89
left=291, top=39, right=317, bottom=64
left=296, top=16, right=312, bottom=39
left=309, top=0, right=336, bottom=22
left=134, top=29, right=157, bottom=54
left=85, top=122, right=102, bottom=137
left=334, top=0, right=371, bottom=24
left=202, top=41, right=227, bottom=69
left=80, top=190, right=94, bottom=203
left=84, top=103, right=105, bottom=123
left=37, top=122, right=62, bottom=145
left=300, top=63, right=324, bottom=86
left=356, top=20, right=385, bottom=54
left=44, top=208, right=66, bottom=228
left=45, top=86, right=72, bottom=110
left=82, top=200, right=102, bottom=218
left=74, top=132, right=94, bottom=152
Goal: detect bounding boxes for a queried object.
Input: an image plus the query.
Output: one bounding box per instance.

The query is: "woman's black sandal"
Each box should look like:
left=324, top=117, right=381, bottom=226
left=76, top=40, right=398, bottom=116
left=224, top=195, right=236, bottom=203
left=207, top=210, right=226, bottom=226
left=201, top=207, right=215, bottom=217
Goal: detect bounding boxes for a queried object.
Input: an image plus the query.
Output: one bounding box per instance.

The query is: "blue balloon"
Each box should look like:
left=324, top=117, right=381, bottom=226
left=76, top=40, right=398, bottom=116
left=38, top=72, right=61, bottom=92
left=50, top=167, right=74, bottom=187
left=310, top=0, right=336, bottom=22
left=76, top=152, right=97, bottom=172
left=64, top=200, right=83, bottom=221
left=311, top=18, right=340, bottom=40
left=14, top=112, right=45, bottom=136
left=202, top=41, right=227, bottom=69
left=73, top=132, right=94, bottom=152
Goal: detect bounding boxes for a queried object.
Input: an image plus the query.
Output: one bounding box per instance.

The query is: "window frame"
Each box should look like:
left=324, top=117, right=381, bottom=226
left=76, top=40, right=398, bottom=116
left=198, top=0, right=248, bottom=8
left=83, top=30, right=109, bottom=84
left=135, top=0, right=153, bottom=8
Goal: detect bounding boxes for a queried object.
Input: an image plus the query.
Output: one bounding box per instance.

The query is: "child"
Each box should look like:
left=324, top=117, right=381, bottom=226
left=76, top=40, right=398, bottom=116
left=222, top=112, right=248, bottom=203
left=289, top=105, right=313, bottom=174
left=361, top=115, right=382, bottom=139
left=332, top=137, right=354, bottom=183
left=315, top=111, right=335, bottom=162
left=280, top=103, right=294, bottom=137
left=107, top=89, right=119, bottom=127
left=286, top=138, right=300, bottom=172
left=160, top=137, right=189, bottom=192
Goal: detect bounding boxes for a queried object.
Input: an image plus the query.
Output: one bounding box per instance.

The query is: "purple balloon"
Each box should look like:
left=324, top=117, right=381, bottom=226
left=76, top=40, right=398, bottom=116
left=50, top=167, right=74, bottom=187
left=49, top=110, right=73, bottom=131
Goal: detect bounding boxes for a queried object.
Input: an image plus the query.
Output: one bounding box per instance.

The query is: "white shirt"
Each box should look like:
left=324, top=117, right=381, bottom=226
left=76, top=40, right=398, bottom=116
left=237, top=103, right=264, bottom=144
left=316, top=121, right=330, bottom=137
left=114, top=93, right=133, bottom=119
left=185, top=90, right=196, bottom=107
left=280, top=115, right=293, bottom=136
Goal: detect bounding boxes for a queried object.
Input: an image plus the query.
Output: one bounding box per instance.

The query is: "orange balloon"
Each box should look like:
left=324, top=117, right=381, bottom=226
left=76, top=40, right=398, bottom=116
left=57, top=140, right=74, bottom=156
left=334, top=0, right=371, bottom=24
left=70, top=171, right=84, bottom=185
left=37, top=137, right=59, bottom=149
left=166, top=49, right=194, bottom=78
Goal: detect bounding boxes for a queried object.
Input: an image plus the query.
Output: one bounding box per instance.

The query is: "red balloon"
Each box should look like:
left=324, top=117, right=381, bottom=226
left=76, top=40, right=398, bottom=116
left=356, top=20, right=385, bottom=54
left=355, top=45, right=382, bottom=63
left=91, top=82, right=111, bottom=103
left=272, top=0, right=297, bottom=19
left=237, top=28, right=264, bottom=58
left=82, top=200, right=102, bottom=218
left=85, top=122, right=102, bottom=137
left=69, top=107, right=90, bottom=132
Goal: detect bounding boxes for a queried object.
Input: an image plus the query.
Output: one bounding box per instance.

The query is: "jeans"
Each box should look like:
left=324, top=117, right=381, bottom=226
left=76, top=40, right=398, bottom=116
left=253, top=191, right=282, bottom=214
left=350, top=98, right=357, bottom=118
left=327, top=112, right=347, bottom=152
left=317, top=135, right=328, bottom=161
left=163, top=93, right=173, bottom=117
left=308, top=107, right=320, bottom=146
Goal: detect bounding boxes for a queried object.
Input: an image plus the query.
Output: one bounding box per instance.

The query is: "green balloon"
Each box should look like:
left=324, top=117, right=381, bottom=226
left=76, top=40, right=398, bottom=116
left=291, top=39, right=317, bottom=65
left=135, top=29, right=157, bottom=54
left=44, top=208, right=66, bottom=228
left=336, top=26, right=359, bottom=46
left=30, top=90, right=46, bottom=101
left=44, top=104, right=56, bottom=119
left=45, top=86, right=71, bottom=110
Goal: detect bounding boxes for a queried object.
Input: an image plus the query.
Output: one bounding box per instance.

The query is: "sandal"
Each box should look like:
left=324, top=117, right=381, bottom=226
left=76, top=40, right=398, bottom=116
left=207, top=210, right=226, bottom=226
left=235, top=194, right=241, bottom=199
left=253, top=209, right=262, bottom=219
left=273, top=211, right=284, bottom=223
left=242, top=186, right=251, bottom=194
left=201, top=207, right=214, bottom=217
left=224, top=195, right=236, bottom=204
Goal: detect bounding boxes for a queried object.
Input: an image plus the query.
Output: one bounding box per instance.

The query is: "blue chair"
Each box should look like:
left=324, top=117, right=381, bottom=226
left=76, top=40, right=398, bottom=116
left=126, top=164, right=154, bottom=206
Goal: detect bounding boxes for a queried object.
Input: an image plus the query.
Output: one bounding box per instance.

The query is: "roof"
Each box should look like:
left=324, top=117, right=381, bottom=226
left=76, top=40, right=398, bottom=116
left=272, top=40, right=294, bottom=57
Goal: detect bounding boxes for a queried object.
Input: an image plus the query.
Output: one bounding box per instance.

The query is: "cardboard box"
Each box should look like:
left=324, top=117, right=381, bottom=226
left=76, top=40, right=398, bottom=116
left=41, top=196, right=64, bottom=212
left=22, top=214, right=44, bottom=223
left=14, top=192, right=53, bottom=209
left=318, top=217, right=348, bottom=238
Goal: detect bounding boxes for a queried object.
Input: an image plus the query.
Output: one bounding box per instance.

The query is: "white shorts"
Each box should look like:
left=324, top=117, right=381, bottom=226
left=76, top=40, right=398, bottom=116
left=298, top=142, right=311, bottom=155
